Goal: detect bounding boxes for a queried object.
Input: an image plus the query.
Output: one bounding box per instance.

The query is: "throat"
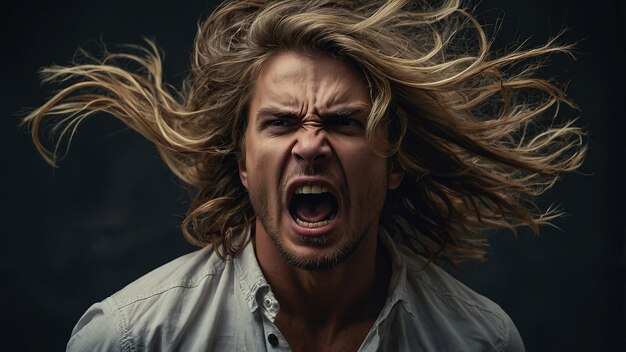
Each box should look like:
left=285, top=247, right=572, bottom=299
left=269, top=237, right=391, bottom=350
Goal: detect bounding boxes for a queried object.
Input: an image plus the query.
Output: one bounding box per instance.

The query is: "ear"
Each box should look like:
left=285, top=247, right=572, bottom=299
left=237, top=154, right=249, bottom=189
left=386, top=156, right=404, bottom=190
left=387, top=169, right=404, bottom=190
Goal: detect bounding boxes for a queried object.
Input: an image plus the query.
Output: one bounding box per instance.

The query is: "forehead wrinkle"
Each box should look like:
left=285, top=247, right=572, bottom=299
left=252, top=52, right=370, bottom=119
left=263, top=57, right=316, bottom=113
left=263, top=87, right=299, bottom=111
left=323, top=83, right=358, bottom=111
left=308, top=75, right=365, bottom=117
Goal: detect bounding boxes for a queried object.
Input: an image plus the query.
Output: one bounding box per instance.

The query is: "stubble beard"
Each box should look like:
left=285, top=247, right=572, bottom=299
left=248, top=179, right=384, bottom=272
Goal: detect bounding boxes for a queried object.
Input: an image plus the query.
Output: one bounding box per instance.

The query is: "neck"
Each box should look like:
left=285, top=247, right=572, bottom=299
left=254, top=221, right=391, bottom=329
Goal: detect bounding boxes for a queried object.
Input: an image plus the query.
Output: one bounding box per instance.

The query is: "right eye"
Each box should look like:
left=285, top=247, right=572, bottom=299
left=267, top=119, right=291, bottom=127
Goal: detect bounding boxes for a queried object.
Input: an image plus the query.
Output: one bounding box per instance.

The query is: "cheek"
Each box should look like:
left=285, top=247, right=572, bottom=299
left=343, top=139, right=386, bottom=167
left=245, top=139, right=289, bottom=189
left=340, top=142, right=389, bottom=184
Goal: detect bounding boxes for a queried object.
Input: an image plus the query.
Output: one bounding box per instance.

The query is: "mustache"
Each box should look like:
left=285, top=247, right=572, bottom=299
left=295, top=165, right=332, bottom=177
left=281, top=166, right=339, bottom=188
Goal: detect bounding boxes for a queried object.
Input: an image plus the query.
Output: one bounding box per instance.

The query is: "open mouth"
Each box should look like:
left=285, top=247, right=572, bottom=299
left=289, top=185, right=338, bottom=229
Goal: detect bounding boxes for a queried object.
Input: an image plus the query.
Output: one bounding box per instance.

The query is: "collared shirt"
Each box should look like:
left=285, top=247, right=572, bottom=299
left=67, top=233, right=525, bottom=351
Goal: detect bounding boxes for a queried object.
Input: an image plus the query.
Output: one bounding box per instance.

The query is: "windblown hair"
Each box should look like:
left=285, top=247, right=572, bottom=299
left=24, top=0, right=585, bottom=264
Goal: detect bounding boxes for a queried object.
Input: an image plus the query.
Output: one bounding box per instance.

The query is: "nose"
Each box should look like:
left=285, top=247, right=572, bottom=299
left=291, top=123, right=332, bottom=167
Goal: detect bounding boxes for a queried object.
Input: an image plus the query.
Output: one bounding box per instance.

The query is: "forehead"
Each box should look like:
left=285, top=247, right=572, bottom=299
left=249, top=51, right=370, bottom=112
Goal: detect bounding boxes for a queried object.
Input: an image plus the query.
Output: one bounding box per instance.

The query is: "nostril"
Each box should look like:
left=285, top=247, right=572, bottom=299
left=293, top=151, right=327, bottom=163
left=292, top=134, right=331, bottom=163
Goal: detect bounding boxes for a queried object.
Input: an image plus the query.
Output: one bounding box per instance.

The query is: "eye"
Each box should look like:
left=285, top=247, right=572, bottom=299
left=326, top=116, right=362, bottom=128
left=267, top=119, right=291, bottom=127
left=263, top=115, right=300, bottom=133
left=265, top=113, right=299, bottom=127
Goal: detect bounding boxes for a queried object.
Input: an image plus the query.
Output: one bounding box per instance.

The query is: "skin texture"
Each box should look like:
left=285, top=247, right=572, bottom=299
left=238, top=52, right=403, bottom=351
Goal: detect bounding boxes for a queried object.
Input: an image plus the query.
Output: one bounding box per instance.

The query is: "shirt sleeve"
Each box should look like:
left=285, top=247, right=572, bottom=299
left=66, top=300, right=123, bottom=352
left=505, top=317, right=526, bottom=352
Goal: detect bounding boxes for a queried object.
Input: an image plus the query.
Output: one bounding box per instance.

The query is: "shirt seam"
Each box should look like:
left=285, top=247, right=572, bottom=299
left=412, top=270, right=505, bottom=319
left=497, top=318, right=512, bottom=352
left=411, top=269, right=509, bottom=349
left=106, top=297, right=136, bottom=352
left=114, top=271, right=221, bottom=309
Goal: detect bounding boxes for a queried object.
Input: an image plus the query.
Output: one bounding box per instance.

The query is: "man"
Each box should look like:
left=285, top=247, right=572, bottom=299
left=25, top=0, right=584, bottom=350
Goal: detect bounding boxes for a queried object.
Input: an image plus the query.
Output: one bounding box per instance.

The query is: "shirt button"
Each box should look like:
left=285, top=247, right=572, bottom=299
left=264, top=297, right=272, bottom=308
left=268, top=333, right=279, bottom=347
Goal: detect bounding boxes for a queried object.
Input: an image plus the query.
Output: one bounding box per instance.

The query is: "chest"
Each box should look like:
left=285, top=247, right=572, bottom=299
left=275, top=315, right=377, bottom=352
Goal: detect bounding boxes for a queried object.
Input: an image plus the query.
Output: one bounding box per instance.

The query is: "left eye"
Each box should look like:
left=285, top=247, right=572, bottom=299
left=326, top=117, right=360, bottom=127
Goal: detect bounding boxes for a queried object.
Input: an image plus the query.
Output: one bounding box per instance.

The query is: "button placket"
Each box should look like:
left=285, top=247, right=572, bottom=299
left=261, top=316, right=288, bottom=350
left=267, top=333, right=279, bottom=347
left=263, top=327, right=290, bottom=350
left=260, top=292, right=280, bottom=320
left=259, top=292, right=289, bottom=350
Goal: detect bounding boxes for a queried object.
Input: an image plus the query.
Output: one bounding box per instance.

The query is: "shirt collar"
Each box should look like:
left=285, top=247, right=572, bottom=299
left=233, top=235, right=270, bottom=313
left=233, top=229, right=417, bottom=320
left=377, top=230, right=417, bottom=319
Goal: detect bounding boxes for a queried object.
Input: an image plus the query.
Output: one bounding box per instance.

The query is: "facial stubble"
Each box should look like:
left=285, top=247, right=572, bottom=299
left=248, top=175, right=387, bottom=272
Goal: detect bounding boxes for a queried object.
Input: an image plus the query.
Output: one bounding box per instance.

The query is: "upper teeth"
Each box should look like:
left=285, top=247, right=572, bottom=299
left=294, top=185, right=329, bottom=194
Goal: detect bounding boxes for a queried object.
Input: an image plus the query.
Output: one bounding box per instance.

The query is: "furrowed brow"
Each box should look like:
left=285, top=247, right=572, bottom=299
left=256, top=107, right=299, bottom=119
left=323, top=104, right=370, bottom=117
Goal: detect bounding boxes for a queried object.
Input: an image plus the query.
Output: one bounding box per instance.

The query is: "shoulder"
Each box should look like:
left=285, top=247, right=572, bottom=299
left=387, top=242, right=525, bottom=351
left=405, top=251, right=506, bottom=323
left=66, top=245, right=235, bottom=351
left=109, top=245, right=228, bottom=308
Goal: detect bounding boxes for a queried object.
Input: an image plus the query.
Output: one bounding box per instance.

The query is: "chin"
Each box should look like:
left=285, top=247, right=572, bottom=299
left=272, top=230, right=364, bottom=271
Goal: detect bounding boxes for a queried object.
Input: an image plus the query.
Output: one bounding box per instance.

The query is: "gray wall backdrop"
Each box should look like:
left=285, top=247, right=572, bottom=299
left=1, top=0, right=623, bottom=350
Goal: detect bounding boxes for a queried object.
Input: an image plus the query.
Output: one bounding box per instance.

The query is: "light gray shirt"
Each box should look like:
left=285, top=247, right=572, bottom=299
left=67, top=233, right=525, bottom=351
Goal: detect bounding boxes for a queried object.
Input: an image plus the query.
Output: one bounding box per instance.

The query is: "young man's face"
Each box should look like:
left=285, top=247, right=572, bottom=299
left=239, top=52, right=403, bottom=270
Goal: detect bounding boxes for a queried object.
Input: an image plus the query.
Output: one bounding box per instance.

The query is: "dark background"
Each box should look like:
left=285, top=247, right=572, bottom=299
left=1, top=0, right=624, bottom=350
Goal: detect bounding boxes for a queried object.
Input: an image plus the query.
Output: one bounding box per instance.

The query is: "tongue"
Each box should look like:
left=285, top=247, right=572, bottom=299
left=293, top=194, right=336, bottom=222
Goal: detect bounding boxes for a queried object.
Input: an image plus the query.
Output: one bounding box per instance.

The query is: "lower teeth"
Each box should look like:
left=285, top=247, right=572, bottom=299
left=295, top=215, right=335, bottom=228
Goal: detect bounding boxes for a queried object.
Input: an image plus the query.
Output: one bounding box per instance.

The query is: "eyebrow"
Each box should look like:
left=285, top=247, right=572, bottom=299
left=326, top=105, right=370, bottom=117
left=254, top=104, right=370, bottom=119
left=255, top=107, right=298, bottom=119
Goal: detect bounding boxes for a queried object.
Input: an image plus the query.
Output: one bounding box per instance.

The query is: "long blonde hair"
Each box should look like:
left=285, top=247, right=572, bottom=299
left=24, top=0, right=585, bottom=264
